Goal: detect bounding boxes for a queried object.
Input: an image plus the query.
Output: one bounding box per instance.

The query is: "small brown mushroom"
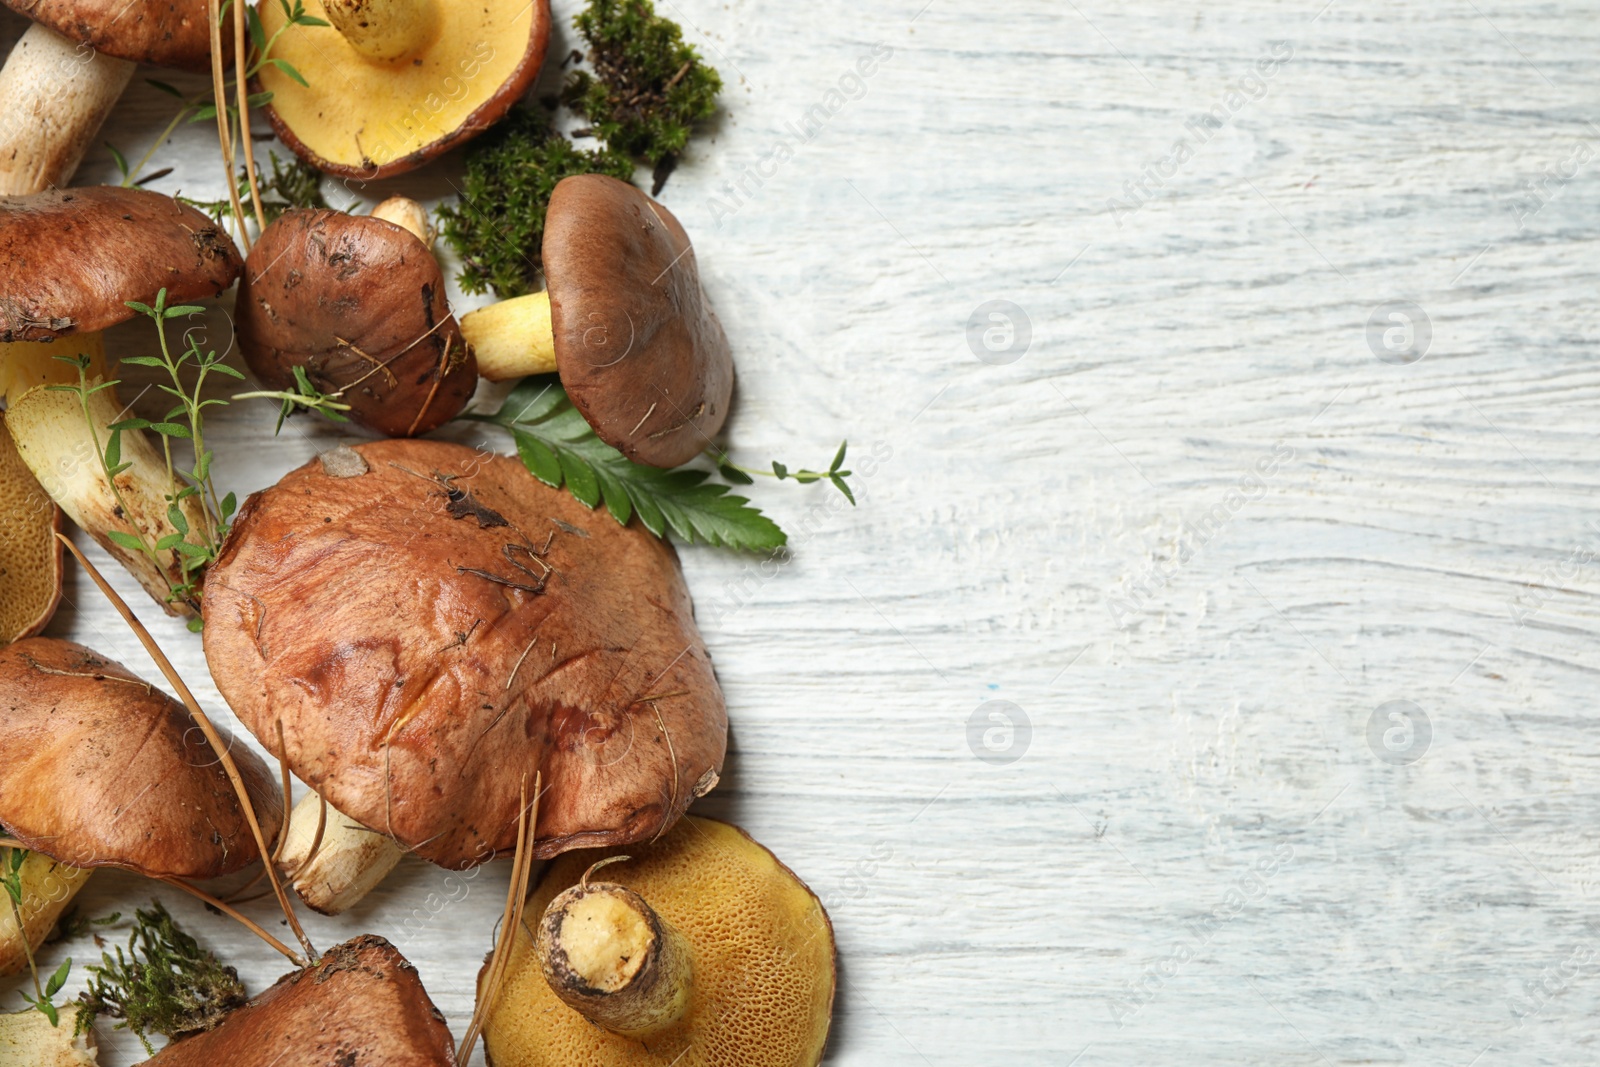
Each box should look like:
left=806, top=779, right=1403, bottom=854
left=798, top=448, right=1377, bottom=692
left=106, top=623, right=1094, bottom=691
left=0, top=1, right=217, bottom=194
left=459, top=175, right=735, bottom=468
left=202, top=439, right=726, bottom=872
left=234, top=201, right=475, bottom=437
left=0, top=637, right=283, bottom=973
left=256, top=0, right=550, bottom=180
left=0, top=186, right=242, bottom=614
left=143, top=935, right=457, bottom=1066
left=483, top=817, right=835, bottom=1066
left=0, top=418, right=62, bottom=643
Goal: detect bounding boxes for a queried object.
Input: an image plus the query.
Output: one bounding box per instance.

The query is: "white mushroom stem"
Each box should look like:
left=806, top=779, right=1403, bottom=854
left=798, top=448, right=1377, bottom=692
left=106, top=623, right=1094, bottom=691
left=375, top=196, right=557, bottom=381
left=0, top=23, right=134, bottom=195
left=0, top=1003, right=97, bottom=1065
left=2, top=335, right=205, bottom=615
left=0, top=849, right=91, bottom=978
left=276, top=791, right=403, bottom=916
left=536, top=877, right=693, bottom=1038
left=322, top=0, right=436, bottom=62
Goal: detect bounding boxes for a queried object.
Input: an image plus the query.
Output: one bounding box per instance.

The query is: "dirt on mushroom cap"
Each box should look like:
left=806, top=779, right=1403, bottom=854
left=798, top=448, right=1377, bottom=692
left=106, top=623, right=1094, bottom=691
left=0, top=187, right=241, bottom=343
left=0, top=638, right=283, bottom=878
left=142, top=935, right=457, bottom=1066
left=484, top=816, right=836, bottom=1067
left=236, top=208, right=477, bottom=438
left=545, top=174, right=734, bottom=469
left=257, top=0, right=551, bottom=179
left=0, top=418, right=61, bottom=643
left=201, top=439, right=726, bottom=869
left=0, top=0, right=221, bottom=70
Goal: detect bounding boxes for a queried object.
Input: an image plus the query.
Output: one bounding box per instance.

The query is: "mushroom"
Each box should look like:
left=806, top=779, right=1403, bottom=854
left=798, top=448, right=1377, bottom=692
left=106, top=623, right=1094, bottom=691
left=0, top=0, right=216, bottom=194
left=482, top=816, right=835, bottom=1066
left=0, top=636, right=283, bottom=974
left=142, top=935, right=457, bottom=1065
left=0, top=186, right=243, bottom=614
left=0, top=418, right=62, bottom=643
left=234, top=197, right=476, bottom=437
left=0, top=1004, right=97, bottom=1065
left=458, top=174, right=734, bottom=468
left=201, top=439, right=726, bottom=876
left=255, top=0, right=551, bottom=180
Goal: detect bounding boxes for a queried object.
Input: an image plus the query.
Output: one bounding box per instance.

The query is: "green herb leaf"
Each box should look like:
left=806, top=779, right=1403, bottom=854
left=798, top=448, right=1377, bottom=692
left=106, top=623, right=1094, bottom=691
left=263, top=57, right=309, bottom=88
left=473, top=381, right=785, bottom=551
left=106, top=531, right=148, bottom=553
left=46, top=958, right=71, bottom=998
left=106, top=142, right=129, bottom=179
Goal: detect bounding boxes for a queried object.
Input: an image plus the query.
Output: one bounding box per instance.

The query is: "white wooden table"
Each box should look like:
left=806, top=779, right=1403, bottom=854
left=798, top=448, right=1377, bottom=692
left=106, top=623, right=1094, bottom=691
left=5, top=0, right=1600, bottom=1063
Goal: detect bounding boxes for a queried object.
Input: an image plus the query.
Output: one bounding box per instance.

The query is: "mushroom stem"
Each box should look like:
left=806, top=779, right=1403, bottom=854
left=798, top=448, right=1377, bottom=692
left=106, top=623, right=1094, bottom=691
left=460, top=293, right=558, bottom=381
left=3, top=335, right=203, bottom=615
left=276, top=791, right=403, bottom=915
left=371, top=196, right=432, bottom=245
left=0, top=849, right=90, bottom=978
left=0, top=1003, right=97, bottom=1065
left=0, top=23, right=134, bottom=195
left=322, top=0, right=437, bottom=61
left=535, top=877, right=693, bottom=1039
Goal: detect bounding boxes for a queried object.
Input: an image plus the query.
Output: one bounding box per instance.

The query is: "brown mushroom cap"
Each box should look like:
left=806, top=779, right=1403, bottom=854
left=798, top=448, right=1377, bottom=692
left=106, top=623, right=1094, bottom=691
left=257, top=0, right=550, bottom=180
left=201, top=439, right=726, bottom=869
left=484, top=817, right=836, bottom=1067
left=0, top=0, right=218, bottom=71
left=235, top=209, right=476, bottom=437
left=0, top=637, right=282, bottom=878
left=0, top=187, right=241, bottom=344
left=545, top=175, right=734, bottom=469
left=0, top=418, right=62, bottom=643
left=144, top=935, right=457, bottom=1066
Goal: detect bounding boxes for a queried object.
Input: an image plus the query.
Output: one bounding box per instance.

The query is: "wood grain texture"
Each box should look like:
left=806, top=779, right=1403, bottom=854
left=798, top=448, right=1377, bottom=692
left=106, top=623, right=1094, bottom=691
left=2, top=0, right=1597, bottom=1063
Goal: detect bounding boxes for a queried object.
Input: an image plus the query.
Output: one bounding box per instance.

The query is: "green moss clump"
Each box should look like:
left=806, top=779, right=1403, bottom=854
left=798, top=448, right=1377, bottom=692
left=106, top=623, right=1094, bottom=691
left=76, top=902, right=245, bottom=1054
left=563, top=0, right=722, bottom=193
left=437, top=107, right=633, bottom=298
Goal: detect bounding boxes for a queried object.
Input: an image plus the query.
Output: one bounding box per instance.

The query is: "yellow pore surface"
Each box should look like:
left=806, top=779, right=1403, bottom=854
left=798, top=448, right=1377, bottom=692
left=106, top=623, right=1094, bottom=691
left=485, top=817, right=836, bottom=1067
left=257, top=0, right=532, bottom=171
left=0, top=417, right=58, bottom=644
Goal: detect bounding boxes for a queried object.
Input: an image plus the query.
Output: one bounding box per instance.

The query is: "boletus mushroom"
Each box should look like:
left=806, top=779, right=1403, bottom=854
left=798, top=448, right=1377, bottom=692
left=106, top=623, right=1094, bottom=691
left=234, top=197, right=476, bottom=437
left=142, top=935, right=456, bottom=1065
left=458, top=174, right=735, bottom=468
left=0, top=637, right=283, bottom=975
left=0, top=186, right=243, bottom=614
left=0, top=419, right=62, bottom=643
left=202, top=439, right=726, bottom=880
left=256, top=0, right=551, bottom=180
left=482, top=816, right=835, bottom=1066
left=0, top=0, right=217, bottom=194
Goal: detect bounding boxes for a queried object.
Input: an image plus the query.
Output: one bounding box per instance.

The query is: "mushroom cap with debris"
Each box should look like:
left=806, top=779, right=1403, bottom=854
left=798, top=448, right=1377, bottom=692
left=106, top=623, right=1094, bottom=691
left=143, top=935, right=457, bottom=1066
left=545, top=174, right=734, bottom=469
left=0, top=0, right=219, bottom=71
left=0, top=186, right=241, bottom=345
left=257, top=0, right=552, bottom=180
left=0, top=638, right=283, bottom=878
left=484, top=816, right=836, bottom=1067
left=201, top=439, right=726, bottom=870
left=235, top=208, right=476, bottom=437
